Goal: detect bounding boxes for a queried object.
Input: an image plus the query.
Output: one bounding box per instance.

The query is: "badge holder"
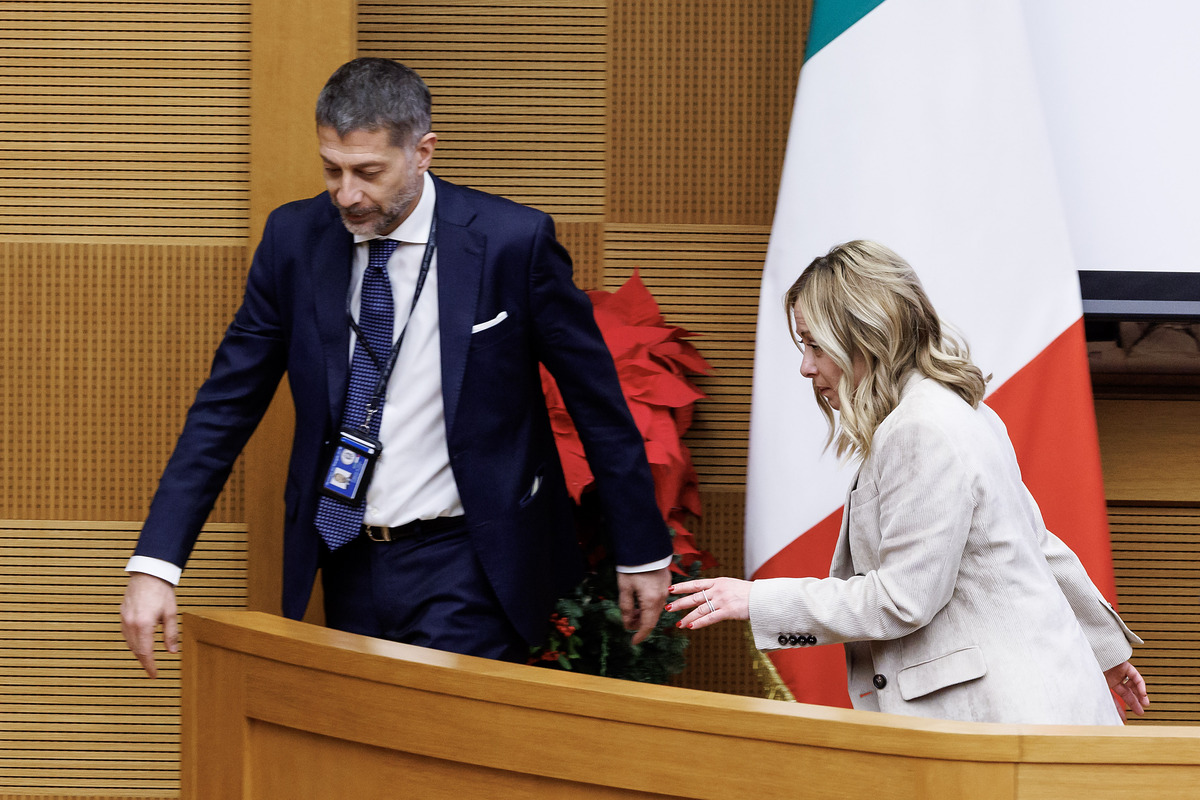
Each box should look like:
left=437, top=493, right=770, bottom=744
left=319, top=428, right=382, bottom=504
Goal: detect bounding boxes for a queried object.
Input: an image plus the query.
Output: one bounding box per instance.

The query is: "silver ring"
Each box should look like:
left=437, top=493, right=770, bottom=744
left=700, top=589, right=717, bottom=614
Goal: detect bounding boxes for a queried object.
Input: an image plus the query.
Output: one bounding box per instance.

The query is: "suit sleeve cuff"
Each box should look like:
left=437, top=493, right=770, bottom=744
left=615, top=555, right=673, bottom=573
left=125, top=556, right=182, bottom=586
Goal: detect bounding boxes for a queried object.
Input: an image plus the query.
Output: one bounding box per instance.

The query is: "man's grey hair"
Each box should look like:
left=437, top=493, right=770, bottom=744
left=315, top=58, right=432, bottom=147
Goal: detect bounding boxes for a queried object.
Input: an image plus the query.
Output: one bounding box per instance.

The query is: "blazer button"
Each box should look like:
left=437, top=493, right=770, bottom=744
left=778, top=634, right=788, bottom=646
left=806, top=635, right=817, bottom=645
left=788, top=634, right=801, bottom=646
left=872, top=674, right=887, bottom=690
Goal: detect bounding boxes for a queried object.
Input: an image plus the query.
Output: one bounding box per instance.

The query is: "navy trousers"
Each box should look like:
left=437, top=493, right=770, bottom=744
left=319, top=520, right=528, bottom=663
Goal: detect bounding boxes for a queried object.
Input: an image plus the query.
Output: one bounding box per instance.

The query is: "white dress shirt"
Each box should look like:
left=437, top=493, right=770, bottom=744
left=349, top=173, right=465, bottom=526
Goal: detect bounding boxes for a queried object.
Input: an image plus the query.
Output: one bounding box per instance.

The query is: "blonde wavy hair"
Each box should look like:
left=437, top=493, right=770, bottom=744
left=784, top=240, right=988, bottom=460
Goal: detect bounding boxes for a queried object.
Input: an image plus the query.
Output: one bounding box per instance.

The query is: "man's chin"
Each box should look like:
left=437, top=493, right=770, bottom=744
left=338, top=212, right=379, bottom=236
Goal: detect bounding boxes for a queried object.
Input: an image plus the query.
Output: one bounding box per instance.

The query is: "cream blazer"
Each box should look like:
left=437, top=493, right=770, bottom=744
left=750, top=375, right=1140, bottom=724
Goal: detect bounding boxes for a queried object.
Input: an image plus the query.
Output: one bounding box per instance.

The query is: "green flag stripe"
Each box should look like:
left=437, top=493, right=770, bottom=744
left=805, top=0, right=887, bottom=62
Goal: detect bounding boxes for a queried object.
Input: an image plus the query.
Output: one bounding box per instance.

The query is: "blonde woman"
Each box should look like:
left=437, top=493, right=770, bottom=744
left=669, top=241, right=1148, bottom=724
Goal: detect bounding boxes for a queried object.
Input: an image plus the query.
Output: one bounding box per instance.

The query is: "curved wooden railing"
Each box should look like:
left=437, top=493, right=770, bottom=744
left=183, top=610, right=1200, bottom=799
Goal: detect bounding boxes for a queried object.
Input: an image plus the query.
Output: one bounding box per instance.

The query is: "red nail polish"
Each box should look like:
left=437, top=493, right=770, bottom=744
left=664, top=603, right=672, bottom=611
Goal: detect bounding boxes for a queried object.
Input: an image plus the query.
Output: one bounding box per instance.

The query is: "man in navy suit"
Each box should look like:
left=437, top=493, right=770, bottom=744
left=121, top=58, right=672, bottom=675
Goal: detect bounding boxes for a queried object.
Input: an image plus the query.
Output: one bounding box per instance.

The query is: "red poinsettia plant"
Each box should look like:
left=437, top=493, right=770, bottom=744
left=532, top=271, right=717, bottom=681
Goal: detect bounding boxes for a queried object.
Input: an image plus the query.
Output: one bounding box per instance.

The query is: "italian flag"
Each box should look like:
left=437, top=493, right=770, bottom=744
left=746, top=0, right=1114, bottom=708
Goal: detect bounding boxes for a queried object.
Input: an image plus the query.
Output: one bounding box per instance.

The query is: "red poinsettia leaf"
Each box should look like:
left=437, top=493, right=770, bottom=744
left=540, top=271, right=717, bottom=574
left=672, top=532, right=702, bottom=558
left=648, top=339, right=713, bottom=375
left=556, top=435, right=593, bottom=502
left=669, top=514, right=719, bottom=571
left=643, top=438, right=672, bottom=468
left=626, top=399, right=656, bottom=439
left=540, top=365, right=565, bottom=408
left=615, top=325, right=675, bottom=348
left=678, top=474, right=702, bottom=517
left=604, top=270, right=665, bottom=328
left=642, top=411, right=685, bottom=462
left=673, top=403, right=695, bottom=437
left=620, top=366, right=705, bottom=408
left=650, top=464, right=689, bottom=520
left=600, top=332, right=653, bottom=363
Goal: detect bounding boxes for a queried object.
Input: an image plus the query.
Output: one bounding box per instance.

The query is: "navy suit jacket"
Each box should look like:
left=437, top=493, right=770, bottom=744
left=136, top=175, right=671, bottom=643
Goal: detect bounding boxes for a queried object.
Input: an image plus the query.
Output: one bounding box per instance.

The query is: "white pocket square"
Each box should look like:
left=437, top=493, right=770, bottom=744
left=471, top=310, right=508, bottom=334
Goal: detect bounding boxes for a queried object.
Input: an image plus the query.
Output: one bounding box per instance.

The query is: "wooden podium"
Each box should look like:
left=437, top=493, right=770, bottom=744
left=183, top=610, right=1200, bottom=799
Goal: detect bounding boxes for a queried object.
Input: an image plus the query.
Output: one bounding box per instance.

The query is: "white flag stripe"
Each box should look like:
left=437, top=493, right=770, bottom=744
left=747, top=0, right=1081, bottom=577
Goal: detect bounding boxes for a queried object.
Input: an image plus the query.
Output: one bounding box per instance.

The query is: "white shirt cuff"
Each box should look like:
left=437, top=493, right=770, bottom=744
left=616, top=555, right=673, bottom=573
left=125, top=556, right=182, bottom=586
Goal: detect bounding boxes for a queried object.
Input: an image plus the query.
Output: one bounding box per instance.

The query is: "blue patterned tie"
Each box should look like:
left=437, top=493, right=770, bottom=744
left=314, top=238, right=401, bottom=550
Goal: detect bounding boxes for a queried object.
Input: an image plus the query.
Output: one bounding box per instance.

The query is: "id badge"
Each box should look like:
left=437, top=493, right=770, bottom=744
left=320, top=429, right=382, bottom=504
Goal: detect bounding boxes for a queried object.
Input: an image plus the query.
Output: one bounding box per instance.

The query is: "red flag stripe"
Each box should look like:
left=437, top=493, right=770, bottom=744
left=983, top=318, right=1116, bottom=602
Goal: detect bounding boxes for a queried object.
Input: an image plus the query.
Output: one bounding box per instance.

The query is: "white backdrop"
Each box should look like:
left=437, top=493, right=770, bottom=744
left=1024, top=1, right=1200, bottom=273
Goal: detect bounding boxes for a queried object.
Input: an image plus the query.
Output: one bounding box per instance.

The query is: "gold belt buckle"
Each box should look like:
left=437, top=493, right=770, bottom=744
left=364, top=525, right=392, bottom=542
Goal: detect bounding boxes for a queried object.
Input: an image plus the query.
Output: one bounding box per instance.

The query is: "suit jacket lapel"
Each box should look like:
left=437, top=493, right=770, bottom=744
left=829, top=473, right=859, bottom=579
left=432, top=178, right=485, bottom=436
left=310, top=204, right=355, bottom=424
left=830, top=372, right=920, bottom=578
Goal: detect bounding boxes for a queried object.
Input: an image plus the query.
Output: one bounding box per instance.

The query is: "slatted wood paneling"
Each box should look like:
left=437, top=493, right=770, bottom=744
left=609, top=0, right=806, bottom=225
left=0, top=5, right=254, bottom=792
left=1110, top=507, right=1200, bottom=726
left=0, top=520, right=246, bottom=794
left=358, top=0, right=607, bottom=219
left=671, top=489, right=762, bottom=697
left=0, top=242, right=248, bottom=522
left=551, top=218, right=604, bottom=291
left=605, top=1, right=806, bottom=697
left=604, top=225, right=768, bottom=488
left=0, top=1, right=251, bottom=243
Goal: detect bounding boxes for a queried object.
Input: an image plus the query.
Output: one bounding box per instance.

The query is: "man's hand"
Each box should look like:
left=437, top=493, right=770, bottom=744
left=120, top=572, right=179, bottom=678
left=617, top=567, right=671, bottom=645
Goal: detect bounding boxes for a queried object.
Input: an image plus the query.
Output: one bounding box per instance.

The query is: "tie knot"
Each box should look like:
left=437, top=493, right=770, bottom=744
left=368, top=238, right=400, bottom=270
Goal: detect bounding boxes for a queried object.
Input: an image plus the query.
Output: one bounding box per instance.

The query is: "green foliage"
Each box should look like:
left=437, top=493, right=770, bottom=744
left=529, top=535, right=701, bottom=684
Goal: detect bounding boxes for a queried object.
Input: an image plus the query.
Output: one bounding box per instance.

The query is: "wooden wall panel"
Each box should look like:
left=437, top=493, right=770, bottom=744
left=1109, top=507, right=1200, bottom=726
left=1096, top=398, right=1200, bottom=504
left=0, top=1, right=250, bottom=243
left=672, top=489, right=761, bottom=697
left=602, top=0, right=809, bottom=695
left=0, top=242, right=247, bottom=522
left=604, top=225, right=768, bottom=487
left=609, top=0, right=807, bottom=225
left=1096, top=397, right=1200, bottom=726
left=242, top=0, right=357, bottom=617
left=554, top=219, right=604, bottom=290
left=358, top=0, right=607, bottom=219
left=0, top=520, right=246, bottom=794
left=0, top=3, right=257, bottom=793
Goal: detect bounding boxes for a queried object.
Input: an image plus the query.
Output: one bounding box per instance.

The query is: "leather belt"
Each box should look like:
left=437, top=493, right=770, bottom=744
left=363, top=515, right=465, bottom=543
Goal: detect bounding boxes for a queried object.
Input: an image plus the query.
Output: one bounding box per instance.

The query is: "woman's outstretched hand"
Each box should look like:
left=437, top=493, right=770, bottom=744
left=666, top=577, right=753, bottom=630
left=1104, top=661, right=1150, bottom=719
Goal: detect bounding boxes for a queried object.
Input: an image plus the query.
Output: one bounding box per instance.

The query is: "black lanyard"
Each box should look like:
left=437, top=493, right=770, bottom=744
left=344, top=214, right=438, bottom=432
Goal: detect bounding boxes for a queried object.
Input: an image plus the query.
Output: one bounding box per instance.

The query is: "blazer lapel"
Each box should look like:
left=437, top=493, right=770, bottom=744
left=432, top=179, right=485, bottom=435
left=830, top=372, right=921, bottom=578
left=310, top=207, right=355, bottom=424
left=829, top=473, right=859, bottom=579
